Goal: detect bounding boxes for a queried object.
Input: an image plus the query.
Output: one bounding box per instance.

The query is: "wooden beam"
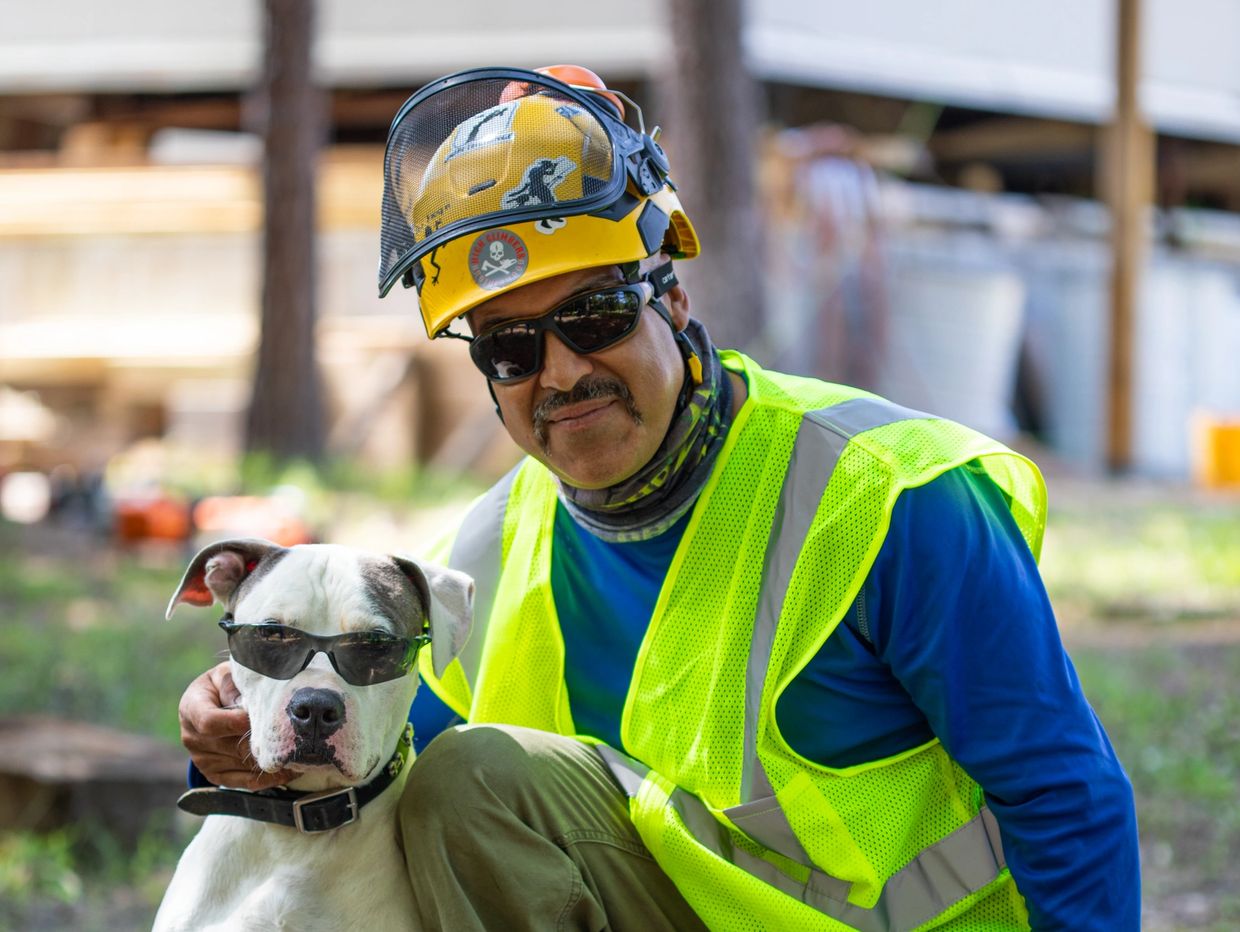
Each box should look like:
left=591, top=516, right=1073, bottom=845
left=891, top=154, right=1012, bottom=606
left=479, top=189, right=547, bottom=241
left=931, top=117, right=1094, bottom=163
left=0, top=149, right=383, bottom=236
left=1103, top=0, right=1154, bottom=473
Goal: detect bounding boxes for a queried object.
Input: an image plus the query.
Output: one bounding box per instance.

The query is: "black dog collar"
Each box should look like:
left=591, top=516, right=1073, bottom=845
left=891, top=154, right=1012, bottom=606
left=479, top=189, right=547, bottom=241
left=177, top=724, right=413, bottom=833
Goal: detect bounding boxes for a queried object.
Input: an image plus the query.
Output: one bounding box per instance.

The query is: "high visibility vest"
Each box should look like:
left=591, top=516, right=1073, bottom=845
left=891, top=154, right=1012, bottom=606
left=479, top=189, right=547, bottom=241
left=421, top=352, right=1046, bottom=932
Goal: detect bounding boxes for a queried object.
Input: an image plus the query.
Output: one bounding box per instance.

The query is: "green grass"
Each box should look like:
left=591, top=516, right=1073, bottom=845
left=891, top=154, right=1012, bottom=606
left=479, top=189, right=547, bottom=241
left=1041, top=488, right=1240, bottom=623
left=0, top=531, right=222, bottom=743
left=1070, top=644, right=1240, bottom=930
left=0, top=824, right=185, bottom=931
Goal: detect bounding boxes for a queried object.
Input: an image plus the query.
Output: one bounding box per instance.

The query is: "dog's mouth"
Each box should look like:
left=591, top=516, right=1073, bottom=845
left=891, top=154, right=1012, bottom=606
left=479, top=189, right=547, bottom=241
left=286, top=742, right=342, bottom=770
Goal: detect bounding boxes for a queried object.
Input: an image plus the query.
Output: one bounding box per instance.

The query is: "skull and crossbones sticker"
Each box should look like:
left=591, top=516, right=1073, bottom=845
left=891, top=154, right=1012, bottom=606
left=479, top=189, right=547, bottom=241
left=468, top=229, right=529, bottom=290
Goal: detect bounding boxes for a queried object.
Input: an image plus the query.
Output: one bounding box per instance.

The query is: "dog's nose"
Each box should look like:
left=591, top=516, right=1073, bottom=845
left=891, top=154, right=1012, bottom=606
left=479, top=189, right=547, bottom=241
left=286, top=688, right=347, bottom=740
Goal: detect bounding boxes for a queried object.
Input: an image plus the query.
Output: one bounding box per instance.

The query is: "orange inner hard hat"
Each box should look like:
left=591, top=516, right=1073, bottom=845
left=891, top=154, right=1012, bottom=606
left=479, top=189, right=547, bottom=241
left=499, top=64, right=625, bottom=119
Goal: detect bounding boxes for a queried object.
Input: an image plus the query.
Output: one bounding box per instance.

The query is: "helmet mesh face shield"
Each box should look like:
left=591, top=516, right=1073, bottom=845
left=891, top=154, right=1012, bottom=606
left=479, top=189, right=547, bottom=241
left=378, top=68, right=700, bottom=337
left=380, top=70, right=636, bottom=296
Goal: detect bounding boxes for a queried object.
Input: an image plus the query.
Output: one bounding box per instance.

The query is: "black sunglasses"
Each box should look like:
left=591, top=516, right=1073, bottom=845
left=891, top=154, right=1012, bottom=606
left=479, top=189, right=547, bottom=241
left=219, top=618, right=429, bottom=687
left=465, top=282, right=656, bottom=383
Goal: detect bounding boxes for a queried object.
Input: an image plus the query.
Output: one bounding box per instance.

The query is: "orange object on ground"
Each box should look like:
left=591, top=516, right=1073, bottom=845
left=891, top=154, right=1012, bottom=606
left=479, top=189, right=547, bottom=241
left=114, top=497, right=192, bottom=542
left=192, top=496, right=314, bottom=547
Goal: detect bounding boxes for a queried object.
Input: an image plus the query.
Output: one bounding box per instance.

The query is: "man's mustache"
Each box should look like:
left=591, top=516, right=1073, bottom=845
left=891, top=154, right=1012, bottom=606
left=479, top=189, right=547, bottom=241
left=533, top=376, right=642, bottom=449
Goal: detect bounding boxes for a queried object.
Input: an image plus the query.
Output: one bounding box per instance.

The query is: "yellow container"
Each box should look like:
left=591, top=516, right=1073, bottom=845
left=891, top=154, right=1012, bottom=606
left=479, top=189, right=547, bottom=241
left=1191, top=412, right=1240, bottom=488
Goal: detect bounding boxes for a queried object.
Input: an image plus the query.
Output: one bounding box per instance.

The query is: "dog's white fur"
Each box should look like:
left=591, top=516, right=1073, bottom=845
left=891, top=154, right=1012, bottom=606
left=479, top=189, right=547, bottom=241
left=154, top=540, right=472, bottom=932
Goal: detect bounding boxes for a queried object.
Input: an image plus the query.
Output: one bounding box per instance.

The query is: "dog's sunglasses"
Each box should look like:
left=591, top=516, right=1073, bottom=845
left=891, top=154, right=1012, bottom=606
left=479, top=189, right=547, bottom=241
left=218, top=617, right=430, bottom=687
left=462, top=281, right=657, bottom=383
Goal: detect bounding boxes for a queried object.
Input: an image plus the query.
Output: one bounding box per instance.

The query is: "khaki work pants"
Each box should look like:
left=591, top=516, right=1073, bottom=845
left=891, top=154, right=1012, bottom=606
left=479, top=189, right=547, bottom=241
left=398, top=723, right=708, bottom=932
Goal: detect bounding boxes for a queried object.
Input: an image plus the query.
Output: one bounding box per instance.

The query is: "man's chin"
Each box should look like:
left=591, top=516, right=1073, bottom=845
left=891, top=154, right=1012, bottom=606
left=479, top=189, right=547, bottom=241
left=540, top=435, right=646, bottom=489
left=547, top=457, right=631, bottom=490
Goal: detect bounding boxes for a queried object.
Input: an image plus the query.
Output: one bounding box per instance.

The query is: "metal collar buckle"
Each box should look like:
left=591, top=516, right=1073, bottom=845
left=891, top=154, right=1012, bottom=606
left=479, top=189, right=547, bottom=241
left=292, top=787, right=359, bottom=833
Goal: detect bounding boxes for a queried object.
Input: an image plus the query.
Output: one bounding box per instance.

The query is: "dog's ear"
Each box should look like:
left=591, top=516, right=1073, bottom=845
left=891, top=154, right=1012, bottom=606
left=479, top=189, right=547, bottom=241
left=166, top=538, right=286, bottom=619
left=392, top=555, right=474, bottom=678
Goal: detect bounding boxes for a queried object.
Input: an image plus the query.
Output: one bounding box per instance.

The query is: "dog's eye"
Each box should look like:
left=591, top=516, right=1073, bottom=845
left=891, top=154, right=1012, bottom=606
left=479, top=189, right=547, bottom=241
left=341, top=630, right=400, bottom=646
left=254, top=624, right=298, bottom=642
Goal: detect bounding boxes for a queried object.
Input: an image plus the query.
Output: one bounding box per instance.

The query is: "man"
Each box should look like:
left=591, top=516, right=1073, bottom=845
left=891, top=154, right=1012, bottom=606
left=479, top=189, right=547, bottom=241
left=180, top=66, right=1139, bottom=930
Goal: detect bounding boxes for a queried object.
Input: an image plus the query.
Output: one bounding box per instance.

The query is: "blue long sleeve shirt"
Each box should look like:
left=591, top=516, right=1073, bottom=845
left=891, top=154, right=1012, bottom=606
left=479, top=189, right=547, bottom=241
left=410, top=462, right=1139, bottom=929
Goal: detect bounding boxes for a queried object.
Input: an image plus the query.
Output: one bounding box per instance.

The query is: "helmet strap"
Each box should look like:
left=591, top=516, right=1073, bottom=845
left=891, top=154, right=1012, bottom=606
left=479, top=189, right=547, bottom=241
left=678, top=331, right=705, bottom=385
left=626, top=259, right=704, bottom=389
left=487, top=379, right=505, bottom=424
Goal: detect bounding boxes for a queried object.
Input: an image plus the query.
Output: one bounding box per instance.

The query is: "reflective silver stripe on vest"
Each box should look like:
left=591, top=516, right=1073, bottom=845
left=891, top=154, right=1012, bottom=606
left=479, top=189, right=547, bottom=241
left=598, top=746, right=1006, bottom=932
left=740, top=397, right=932, bottom=804
left=711, top=397, right=1009, bottom=929
left=447, top=464, right=520, bottom=689
left=597, top=746, right=851, bottom=904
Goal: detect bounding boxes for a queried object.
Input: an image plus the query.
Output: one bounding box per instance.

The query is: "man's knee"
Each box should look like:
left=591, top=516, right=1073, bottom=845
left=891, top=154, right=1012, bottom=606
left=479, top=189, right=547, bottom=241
left=399, top=724, right=554, bottom=833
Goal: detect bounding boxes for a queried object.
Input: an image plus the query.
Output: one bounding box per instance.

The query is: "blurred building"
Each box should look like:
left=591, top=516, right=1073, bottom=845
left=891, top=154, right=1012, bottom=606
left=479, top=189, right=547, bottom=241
left=2, top=0, right=1239, bottom=480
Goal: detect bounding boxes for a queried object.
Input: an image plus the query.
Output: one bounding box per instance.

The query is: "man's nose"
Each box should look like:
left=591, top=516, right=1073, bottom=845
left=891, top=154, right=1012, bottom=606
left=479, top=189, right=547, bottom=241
left=538, top=331, right=592, bottom=391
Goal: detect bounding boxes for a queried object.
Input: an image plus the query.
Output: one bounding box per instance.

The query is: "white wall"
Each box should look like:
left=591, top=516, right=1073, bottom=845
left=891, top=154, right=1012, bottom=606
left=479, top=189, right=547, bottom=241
left=4, top=1, right=1237, bottom=139
left=0, top=0, right=665, bottom=92
left=750, top=0, right=1240, bottom=142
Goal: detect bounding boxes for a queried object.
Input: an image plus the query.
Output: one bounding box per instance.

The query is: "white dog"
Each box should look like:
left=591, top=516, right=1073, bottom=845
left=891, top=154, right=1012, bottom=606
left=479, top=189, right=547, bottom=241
left=154, top=538, right=472, bottom=932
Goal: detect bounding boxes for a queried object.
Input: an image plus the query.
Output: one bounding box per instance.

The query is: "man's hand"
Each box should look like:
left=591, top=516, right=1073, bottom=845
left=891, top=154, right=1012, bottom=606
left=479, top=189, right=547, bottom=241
left=179, top=662, right=294, bottom=790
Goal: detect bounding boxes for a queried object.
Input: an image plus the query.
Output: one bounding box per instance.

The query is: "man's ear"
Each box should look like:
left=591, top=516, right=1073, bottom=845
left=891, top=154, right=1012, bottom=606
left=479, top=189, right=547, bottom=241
left=392, top=555, right=474, bottom=678
left=664, top=282, right=691, bottom=331
left=166, top=538, right=285, bottom=618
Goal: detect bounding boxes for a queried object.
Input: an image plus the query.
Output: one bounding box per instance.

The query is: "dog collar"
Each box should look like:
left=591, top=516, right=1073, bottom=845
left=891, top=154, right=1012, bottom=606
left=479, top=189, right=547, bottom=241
left=176, top=723, right=414, bottom=833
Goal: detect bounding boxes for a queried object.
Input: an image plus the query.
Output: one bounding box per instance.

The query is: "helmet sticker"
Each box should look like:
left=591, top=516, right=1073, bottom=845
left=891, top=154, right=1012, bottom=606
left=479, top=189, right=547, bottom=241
left=534, top=217, right=567, bottom=235
left=427, top=245, right=443, bottom=285
left=501, top=156, right=577, bottom=209
left=444, top=102, right=519, bottom=162
left=468, top=229, right=529, bottom=290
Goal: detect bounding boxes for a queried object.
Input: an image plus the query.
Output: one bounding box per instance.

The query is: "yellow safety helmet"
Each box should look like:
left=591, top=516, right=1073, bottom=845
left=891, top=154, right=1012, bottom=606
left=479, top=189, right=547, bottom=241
left=378, top=66, right=700, bottom=338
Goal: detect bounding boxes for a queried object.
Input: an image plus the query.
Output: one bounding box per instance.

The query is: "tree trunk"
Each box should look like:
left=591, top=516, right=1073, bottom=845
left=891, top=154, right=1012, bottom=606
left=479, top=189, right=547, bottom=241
left=658, top=0, right=764, bottom=352
left=245, top=0, right=326, bottom=463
